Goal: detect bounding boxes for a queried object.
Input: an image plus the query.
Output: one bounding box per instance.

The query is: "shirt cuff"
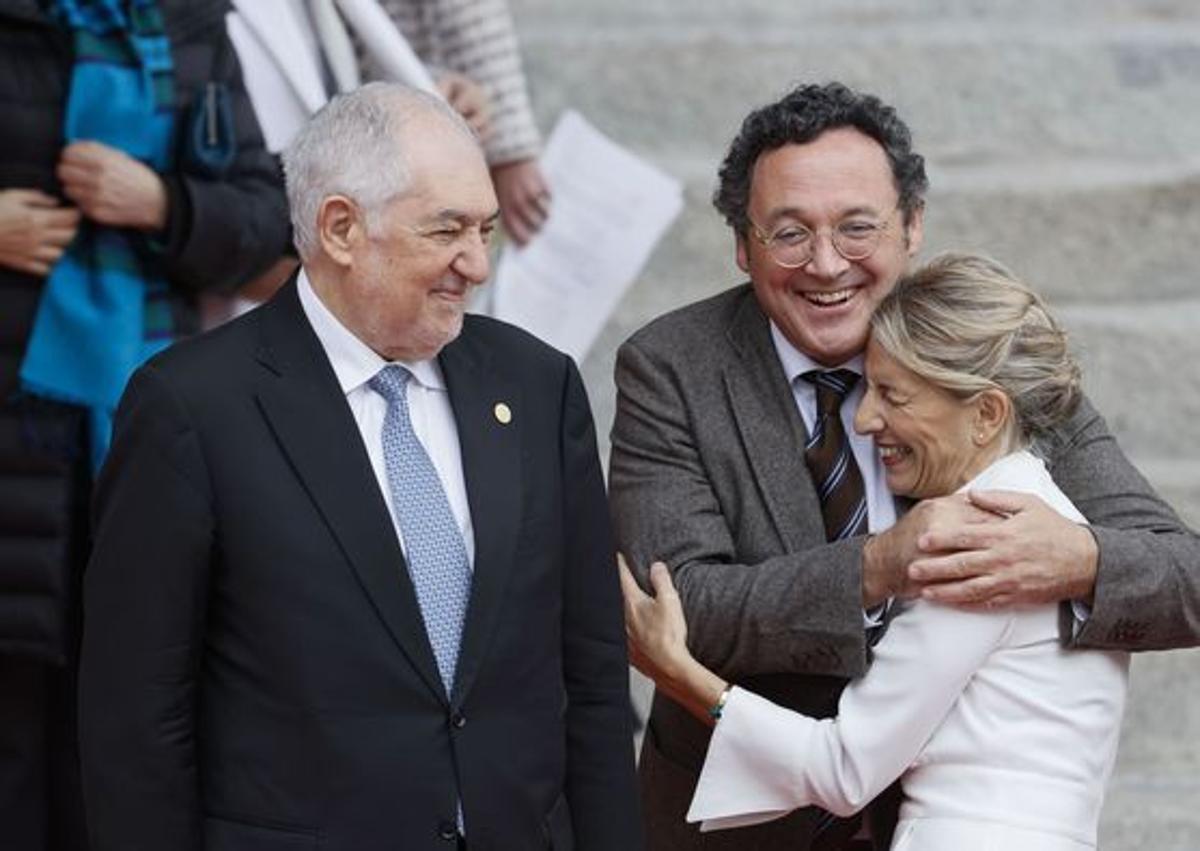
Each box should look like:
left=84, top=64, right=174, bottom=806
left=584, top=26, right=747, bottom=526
left=1068, top=599, right=1092, bottom=639
left=863, top=599, right=890, bottom=629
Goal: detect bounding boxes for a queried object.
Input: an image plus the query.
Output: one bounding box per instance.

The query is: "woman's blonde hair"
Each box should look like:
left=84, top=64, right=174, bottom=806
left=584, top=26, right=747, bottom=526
left=870, top=252, right=1082, bottom=445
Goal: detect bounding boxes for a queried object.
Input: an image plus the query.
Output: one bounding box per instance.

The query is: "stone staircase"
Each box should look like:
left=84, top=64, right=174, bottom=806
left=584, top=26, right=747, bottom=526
left=508, top=1, right=1200, bottom=845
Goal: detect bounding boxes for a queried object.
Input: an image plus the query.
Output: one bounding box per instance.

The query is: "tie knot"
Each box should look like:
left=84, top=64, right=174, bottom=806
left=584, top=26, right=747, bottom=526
left=369, top=364, right=412, bottom=405
left=803, top=369, right=859, bottom=416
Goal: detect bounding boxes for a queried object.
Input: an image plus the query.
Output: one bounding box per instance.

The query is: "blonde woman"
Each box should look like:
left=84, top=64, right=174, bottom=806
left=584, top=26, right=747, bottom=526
left=621, top=253, right=1129, bottom=851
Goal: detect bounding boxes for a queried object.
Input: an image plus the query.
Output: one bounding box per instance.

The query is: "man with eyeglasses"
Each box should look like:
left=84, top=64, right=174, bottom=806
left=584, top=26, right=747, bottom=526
left=79, top=83, right=642, bottom=851
left=609, top=81, right=1200, bottom=850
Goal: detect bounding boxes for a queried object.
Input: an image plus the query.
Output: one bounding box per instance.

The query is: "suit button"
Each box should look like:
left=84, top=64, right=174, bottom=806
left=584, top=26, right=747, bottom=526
left=438, top=821, right=457, bottom=841
left=450, top=712, right=467, bottom=729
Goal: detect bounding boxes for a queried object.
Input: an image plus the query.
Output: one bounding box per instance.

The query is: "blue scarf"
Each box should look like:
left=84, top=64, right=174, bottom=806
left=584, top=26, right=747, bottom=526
left=19, top=0, right=175, bottom=470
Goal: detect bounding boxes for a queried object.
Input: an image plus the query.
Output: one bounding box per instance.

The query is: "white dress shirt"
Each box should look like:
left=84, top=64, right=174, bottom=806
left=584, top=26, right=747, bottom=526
left=298, top=270, right=475, bottom=566
left=687, top=451, right=1129, bottom=850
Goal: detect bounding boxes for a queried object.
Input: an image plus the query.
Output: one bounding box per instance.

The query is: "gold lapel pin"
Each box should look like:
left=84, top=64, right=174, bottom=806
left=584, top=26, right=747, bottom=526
left=493, top=402, right=512, bottom=425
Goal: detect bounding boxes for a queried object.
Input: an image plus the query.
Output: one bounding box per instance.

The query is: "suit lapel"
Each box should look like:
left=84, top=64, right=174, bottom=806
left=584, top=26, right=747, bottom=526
left=252, top=282, right=446, bottom=701
left=437, top=326, right=522, bottom=705
left=723, top=292, right=826, bottom=551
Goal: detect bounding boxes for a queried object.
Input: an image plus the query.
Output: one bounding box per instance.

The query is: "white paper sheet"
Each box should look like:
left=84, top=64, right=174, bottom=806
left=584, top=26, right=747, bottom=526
left=489, top=111, right=684, bottom=361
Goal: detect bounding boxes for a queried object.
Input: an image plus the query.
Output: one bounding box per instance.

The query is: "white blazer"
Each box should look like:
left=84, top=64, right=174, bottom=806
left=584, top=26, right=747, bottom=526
left=226, top=0, right=327, bottom=153
left=688, top=451, right=1130, bottom=851
left=226, top=0, right=435, bottom=154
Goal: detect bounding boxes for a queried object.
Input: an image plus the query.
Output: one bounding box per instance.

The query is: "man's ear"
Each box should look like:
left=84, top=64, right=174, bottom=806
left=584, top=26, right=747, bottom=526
left=317, top=195, right=364, bottom=267
left=973, top=388, right=1012, bottom=446
left=903, top=202, right=925, bottom=258
left=735, top=232, right=750, bottom=274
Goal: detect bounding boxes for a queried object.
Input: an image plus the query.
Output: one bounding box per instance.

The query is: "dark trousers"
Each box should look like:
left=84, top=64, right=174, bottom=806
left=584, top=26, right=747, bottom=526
left=0, top=655, right=88, bottom=851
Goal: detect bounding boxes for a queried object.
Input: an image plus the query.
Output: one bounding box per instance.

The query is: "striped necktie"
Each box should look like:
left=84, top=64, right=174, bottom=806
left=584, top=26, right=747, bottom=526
left=803, top=369, right=873, bottom=850
left=802, top=370, right=868, bottom=542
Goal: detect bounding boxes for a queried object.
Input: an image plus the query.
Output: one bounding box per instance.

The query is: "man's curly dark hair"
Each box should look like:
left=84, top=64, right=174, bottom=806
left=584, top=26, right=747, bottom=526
left=714, top=82, right=929, bottom=236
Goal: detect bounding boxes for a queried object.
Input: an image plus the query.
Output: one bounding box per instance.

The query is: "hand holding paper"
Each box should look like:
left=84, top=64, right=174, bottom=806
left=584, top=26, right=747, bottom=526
left=490, top=111, right=684, bottom=361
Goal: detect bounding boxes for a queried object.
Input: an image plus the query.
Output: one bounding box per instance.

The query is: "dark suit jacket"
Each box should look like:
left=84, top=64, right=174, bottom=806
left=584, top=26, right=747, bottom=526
left=609, top=283, right=1200, bottom=850
left=79, top=282, right=641, bottom=851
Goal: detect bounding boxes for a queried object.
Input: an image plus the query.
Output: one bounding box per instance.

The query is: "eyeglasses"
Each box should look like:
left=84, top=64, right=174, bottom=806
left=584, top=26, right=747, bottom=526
left=747, top=210, right=898, bottom=269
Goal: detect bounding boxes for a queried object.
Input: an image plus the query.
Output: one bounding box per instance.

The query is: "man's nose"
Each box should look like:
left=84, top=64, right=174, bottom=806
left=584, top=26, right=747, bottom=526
left=804, top=232, right=851, bottom=279
left=453, top=233, right=490, bottom=284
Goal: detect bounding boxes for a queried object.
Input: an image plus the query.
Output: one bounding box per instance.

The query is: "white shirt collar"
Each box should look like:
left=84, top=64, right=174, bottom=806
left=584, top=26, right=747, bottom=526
left=768, top=321, right=865, bottom=384
left=297, top=268, right=445, bottom=396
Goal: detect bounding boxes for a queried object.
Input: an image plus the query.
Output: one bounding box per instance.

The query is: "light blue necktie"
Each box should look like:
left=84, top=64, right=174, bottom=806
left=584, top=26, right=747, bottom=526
left=370, top=364, right=472, bottom=694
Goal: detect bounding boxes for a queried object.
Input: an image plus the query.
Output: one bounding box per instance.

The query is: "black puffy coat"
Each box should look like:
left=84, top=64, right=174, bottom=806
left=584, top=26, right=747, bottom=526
left=0, top=0, right=291, bottom=663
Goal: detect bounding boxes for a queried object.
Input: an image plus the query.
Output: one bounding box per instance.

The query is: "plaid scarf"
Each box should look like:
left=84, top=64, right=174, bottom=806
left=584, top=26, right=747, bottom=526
left=19, top=0, right=175, bottom=470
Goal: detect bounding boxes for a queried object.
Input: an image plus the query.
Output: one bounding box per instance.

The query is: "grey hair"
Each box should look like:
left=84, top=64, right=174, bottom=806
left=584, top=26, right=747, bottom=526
left=870, top=252, right=1082, bottom=446
left=281, top=82, right=476, bottom=259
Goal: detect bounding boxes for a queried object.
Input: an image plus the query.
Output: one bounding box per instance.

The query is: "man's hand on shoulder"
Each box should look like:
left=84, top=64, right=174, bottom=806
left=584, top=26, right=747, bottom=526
left=863, top=494, right=997, bottom=606
left=909, top=489, right=1099, bottom=608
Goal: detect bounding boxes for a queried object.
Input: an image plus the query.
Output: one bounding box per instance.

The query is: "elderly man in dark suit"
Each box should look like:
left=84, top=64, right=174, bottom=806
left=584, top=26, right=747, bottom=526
left=610, top=81, right=1200, bottom=850
left=79, top=82, right=641, bottom=851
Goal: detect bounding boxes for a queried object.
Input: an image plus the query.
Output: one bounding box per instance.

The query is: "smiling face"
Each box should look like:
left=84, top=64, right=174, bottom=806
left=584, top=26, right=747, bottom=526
left=316, top=116, right=499, bottom=362
left=738, top=128, right=923, bottom=366
left=853, top=337, right=1006, bottom=499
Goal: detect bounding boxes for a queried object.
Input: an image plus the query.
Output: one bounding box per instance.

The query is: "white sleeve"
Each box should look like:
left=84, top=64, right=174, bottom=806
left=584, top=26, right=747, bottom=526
left=687, top=600, right=1011, bottom=832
